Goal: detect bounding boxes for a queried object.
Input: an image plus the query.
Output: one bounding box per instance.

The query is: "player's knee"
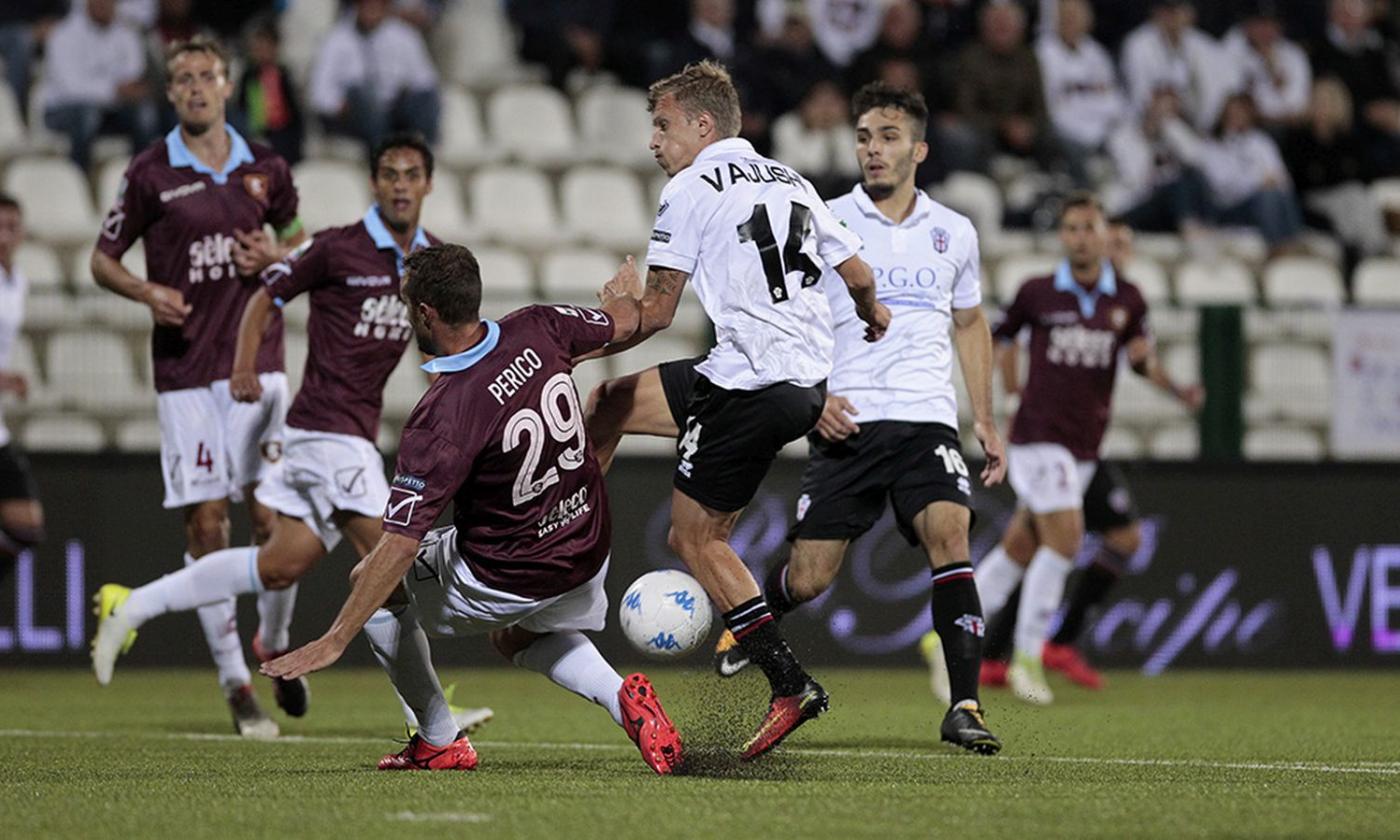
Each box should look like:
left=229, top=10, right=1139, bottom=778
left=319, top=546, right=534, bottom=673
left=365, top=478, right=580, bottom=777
left=185, top=506, right=229, bottom=555
left=928, top=527, right=970, bottom=568
left=0, top=522, right=43, bottom=558
left=587, top=377, right=632, bottom=427
left=258, top=552, right=309, bottom=590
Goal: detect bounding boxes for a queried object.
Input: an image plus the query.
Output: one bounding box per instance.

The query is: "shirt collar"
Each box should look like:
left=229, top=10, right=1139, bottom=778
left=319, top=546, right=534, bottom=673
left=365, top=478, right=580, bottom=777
left=1054, top=259, right=1116, bottom=318
left=363, top=204, right=430, bottom=273
left=165, top=124, right=254, bottom=185
left=692, top=137, right=756, bottom=167
left=420, top=320, right=500, bottom=374
left=850, top=183, right=933, bottom=227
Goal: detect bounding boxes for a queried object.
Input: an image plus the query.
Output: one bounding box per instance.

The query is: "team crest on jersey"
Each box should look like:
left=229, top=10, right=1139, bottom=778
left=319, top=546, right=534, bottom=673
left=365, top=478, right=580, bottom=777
left=1110, top=307, right=1128, bottom=330
left=796, top=493, right=811, bottom=521
left=244, top=173, right=269, bottom=203
left=931, top=227, right=950, bottom=254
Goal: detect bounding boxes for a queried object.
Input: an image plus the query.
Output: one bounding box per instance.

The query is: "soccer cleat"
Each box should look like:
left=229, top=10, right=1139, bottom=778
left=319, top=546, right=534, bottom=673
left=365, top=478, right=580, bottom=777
left=377, top=731, right=478, bottom=771
left=940, top=702, right=1002, bottom=755
left=740, top=678, right=829, bottom=762
left=1043, top=641, right=1104, bottom=690
left=227, top=684, right=280, bottom=739
left=252, top=633, right=310, bottom=718
left=1008, top=651, right=1054, bottom=706
left=618, top=673, right=683, bottom=775
left=90, top=584, right=137, bottom=686
left=980, top=659, right=1009, bottom=688
left=712, top=629, right=750, bottom=678
left=918, top=630, right=952, bottom=706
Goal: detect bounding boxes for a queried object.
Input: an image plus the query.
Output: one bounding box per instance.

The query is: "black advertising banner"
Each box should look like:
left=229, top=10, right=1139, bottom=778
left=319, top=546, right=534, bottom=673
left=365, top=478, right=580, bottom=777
left=2, top=456, right=1398, bottom=671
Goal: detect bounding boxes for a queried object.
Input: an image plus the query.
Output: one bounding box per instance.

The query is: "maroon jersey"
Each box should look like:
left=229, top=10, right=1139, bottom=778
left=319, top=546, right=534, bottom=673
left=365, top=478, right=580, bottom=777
left=994, top=264, right=1149, bottom=460
left=96, top=126, right=299, bottom=392
left=261, top=207, right=437, bottom=441
left=382, top=305, right=617, bottom=600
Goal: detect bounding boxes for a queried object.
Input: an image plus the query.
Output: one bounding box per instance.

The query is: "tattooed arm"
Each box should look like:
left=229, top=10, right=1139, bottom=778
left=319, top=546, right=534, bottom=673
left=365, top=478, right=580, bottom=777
left=581, top=266, right=690, bottom=359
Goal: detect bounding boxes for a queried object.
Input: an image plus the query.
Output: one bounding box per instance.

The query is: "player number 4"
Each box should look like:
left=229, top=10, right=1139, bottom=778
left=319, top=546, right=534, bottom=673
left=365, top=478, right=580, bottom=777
left=934, top=444, right=968, bottom=478
left=737, top=202, right=821, bottom=304
left=503, top=372, right=588, bottom=506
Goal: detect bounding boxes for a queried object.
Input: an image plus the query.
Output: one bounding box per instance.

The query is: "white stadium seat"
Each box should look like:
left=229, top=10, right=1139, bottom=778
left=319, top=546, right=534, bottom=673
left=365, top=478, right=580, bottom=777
left=1100, top=426, right=1145, bottom=459
left=576, top=86, right=656, bottom=169
left=1148, top=306, right=1198, bottom=342
left=3, top=156, right=99, bottom=244
left=96, top=157, right=129, bottom=215
left=20, top=414, right=106, bottom=452
left=0, top=84, right=25, bottom=158
left=381, top=352, right=433, bottom=419
left=540, top=248, right=620, bottom=304
left=994, top=253, right=1060, bottom=303
left=278, top=0, right=338, bottom=82
left=610, top=334, right=706, bottom=379
left=1112, top=367, right=1183, bottom=422
left=1369, top=177, right=1400, bottom=214
left=1353, top=258, right=1400, bottom=306
left=13, top=242, right=63, bottom=290
left=82, top=294, right=153, bottom=331
left=469, top=166, right=559, bottom=248
left=292, top=159, right=370, bottom=233
left=1122, top=256, right=1171, bottom=304
left=1, top=335, right=56, bottom=411
left=1243, top=425, right=1325, bottom=461
left=1261, top=256, right=1344, bottom=307
left=419, top=172, right=474, bottom=243
left=21, top=292, right=86, bottom=331
left=487, top=84, right=579, bottom=168
left=436, top=0, right=534, bottom=87
left=1161, top=342, right=1198, bottom=384
left=930, top=173, right=1002, bottom=243
left=1132, top=233, right=1184, bottom=263
left=1247, top=343, right=1330, bottom=423
left=614, top=434, right=679, bottom=457
left=279, top=294, right=310, bottom=331
left=474, top=246, right=536, bottom=297
left=559, top=166, right=649, bottom=250
left=114, top=416, right=162, bottom=453
left=46, top=330, right=147, bottom=413
left=1174, top=259, right=1256, bottom=305
left=436, top=88, right=495, bottom=169
left=1148, top=422, right=1199, bottom=460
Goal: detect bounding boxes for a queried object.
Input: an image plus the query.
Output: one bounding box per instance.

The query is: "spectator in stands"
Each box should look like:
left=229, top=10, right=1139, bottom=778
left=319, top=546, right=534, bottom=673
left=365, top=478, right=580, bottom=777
left=0, top=1, right=66, bottom=124
left=953, top=2, right=1060, bottom=175
left=1105, top=89, right=1212, bottom=242
left=1284, top=77, right=1390, bottom=258
left=771, top=79, right=861, bottom=195
left=310, top=0, right=439, bottom=148
left=42, top=0, right=158, bottom=171
left=1166, top=92, right=1303, bottom=253
left=847, top=0, right=938, bottom=94
left=1223, top=2, right=1311, bottom=128
left=757, top=0, right=886, bottom=69
left=236, top=16, right=303, bottom=165
left=738, top=4, right=839, bottom=151
left=1312, top=0, right=1400, bottom=175
left=1120, top=0, right=1234, bottom=131
left=1036, top=0, right=1126, bottom=180
left=508, top=0, right=616, bottom=90
left=646, top=0, right=739, bottom=82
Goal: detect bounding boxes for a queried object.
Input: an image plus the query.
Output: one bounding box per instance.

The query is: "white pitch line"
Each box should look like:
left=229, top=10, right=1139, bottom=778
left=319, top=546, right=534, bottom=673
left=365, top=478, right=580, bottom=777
left=1, top=729, right=1397, bottom=777
left=387, top=811, right=491, bottom=823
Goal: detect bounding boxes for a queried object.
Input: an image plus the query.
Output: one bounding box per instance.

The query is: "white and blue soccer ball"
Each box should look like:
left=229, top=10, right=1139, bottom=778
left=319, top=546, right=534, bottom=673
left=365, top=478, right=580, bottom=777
left=618, top=569, right=714, bottom=659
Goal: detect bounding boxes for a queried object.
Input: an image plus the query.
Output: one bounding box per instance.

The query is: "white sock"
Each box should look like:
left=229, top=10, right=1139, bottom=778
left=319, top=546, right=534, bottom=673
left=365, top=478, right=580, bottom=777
left=256, top=583, right=298, bottom=653
left=364, top=607, right=457, bottom=746
left=513, top=631, right=624, bottom=726
left=186, top=551, right=256, bottom=690
left=1014, top=545, right=1074, bottom=660
left=120, top=548, right=263, bottom=627
left=975, top=544, right=1025, bottom=617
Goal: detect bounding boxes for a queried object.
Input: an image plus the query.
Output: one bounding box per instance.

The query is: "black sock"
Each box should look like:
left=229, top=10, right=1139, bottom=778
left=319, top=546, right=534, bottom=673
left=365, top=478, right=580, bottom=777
left=762, top=561, right=797, bottom=617
left=1050, top=546, right=1125, bottom=645
left=723, top=596, right=809, bottom=696
left=931, top=562, right=983, bottom=705
left=982, top=582, right=1020, bottom=662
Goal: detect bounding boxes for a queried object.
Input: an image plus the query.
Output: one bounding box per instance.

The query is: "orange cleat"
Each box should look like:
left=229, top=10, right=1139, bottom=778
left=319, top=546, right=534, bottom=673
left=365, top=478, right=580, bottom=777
left=1042, top=642, right=1103, bottom=690
left=619, top=673, right=683, bottom=775
left=980, top=659, right=1009, bottom=687
left=377, top=731, right=479, bottom=771
left=740, top=679, right=828, bottom=762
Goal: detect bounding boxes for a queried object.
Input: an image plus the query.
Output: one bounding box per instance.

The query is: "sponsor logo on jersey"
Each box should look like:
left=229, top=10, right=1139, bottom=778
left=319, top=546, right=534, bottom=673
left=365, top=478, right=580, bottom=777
left=260, top=441, right=283, bottom=463
left=1047, top=324, right=1116, bottom=368
left=187, top=233, right=237, bottom=283
left=347, top=274, right=393, bottom=287
left=931, top=226, right=950, bottom=254
left=355, top=293, right=411, bottom=341
left=656, top=200, right=669, bottom=218
left=393, top=474, right=427, bottom=491
left=244, top=173, right=269, bottom=203
left=1110, top=307, right=1128, bottom=330
left=335, top=466, right=367, bottom=497
left=384, top=486, right=421, bottom=526
left=650, top=229, right=671, bottom=243
left=160, top=181, right=207, bottom=203
left=536, top=486, right=591, bottom=538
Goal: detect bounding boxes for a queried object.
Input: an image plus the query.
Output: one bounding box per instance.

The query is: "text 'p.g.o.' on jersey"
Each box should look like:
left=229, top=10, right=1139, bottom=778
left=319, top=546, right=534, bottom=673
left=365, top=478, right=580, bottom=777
left=646, top=138, right=863, bottom=391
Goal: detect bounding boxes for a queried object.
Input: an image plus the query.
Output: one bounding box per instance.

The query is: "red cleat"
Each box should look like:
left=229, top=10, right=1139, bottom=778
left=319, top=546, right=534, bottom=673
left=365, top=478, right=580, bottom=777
left=740, top=679, right=828, bottom=762
left=619, top=673, right=683, bottom=775
left=980, top=659, right=1009, bottom=687
left=377, top=731, right=479, bottom=771
left=1042, top=642, right=1104, bottom=690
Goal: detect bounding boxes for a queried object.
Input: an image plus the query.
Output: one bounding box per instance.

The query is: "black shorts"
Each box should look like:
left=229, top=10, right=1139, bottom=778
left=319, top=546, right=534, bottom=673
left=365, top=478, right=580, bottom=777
left=0, top=444, right=39, bottom=501
left=658, top=357, right=824, bottom=513
left=789, top=420, right=973, bottom=547
left=1082, top=461, right=1137, bottom=533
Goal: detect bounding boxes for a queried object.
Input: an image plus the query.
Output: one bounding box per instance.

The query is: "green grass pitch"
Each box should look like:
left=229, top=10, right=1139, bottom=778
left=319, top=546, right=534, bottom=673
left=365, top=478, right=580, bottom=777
left=2, top=667, right=1398, bottom=838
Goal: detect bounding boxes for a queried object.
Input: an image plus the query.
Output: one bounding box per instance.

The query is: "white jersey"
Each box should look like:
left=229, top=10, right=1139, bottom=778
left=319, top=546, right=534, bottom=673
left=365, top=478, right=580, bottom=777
left=647, top=138, right=862, bottom=390
left=823, top=186, right=981, bottom=427
left=1035, top=33, right=1126, bottom=149
left=0, top=264, right=28, bottom=448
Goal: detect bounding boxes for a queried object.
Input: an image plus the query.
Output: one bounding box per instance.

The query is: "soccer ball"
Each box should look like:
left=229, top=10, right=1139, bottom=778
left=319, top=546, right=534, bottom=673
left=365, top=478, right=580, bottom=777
left=618, top=570, right=714, bottom=659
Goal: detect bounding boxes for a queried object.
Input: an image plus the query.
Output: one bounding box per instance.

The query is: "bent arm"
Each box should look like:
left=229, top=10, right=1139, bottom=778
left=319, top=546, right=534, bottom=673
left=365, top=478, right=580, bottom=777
left=233, top=288, right=278, bottom=377
left=90, top=248, right=149, bottom=303
left=589, top=267, right=689, bottom=359
left=322, top=532, right=419, bottom=648
left=834, top=255, right=879, bottom=323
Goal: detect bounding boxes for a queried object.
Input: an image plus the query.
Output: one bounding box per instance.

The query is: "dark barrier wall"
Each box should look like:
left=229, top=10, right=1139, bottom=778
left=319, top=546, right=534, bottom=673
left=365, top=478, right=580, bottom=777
left=2, top=455, right=1398, bottom=671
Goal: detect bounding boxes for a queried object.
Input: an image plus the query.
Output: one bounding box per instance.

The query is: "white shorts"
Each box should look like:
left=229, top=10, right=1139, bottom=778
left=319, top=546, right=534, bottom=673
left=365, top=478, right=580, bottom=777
left=253, top=426, right=389, bottom=551
left=1007, top=442, right=1098, bottom=515
left=158, top=374, right=289, bottom=510
left=406, top=526, right=610, bottom=639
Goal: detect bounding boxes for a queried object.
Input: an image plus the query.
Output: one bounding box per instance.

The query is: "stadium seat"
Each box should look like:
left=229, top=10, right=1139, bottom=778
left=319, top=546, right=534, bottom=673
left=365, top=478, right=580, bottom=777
left=615, top=434, right=678, bottom=457
left=669, top=287, right=709, bottom=339
left=436, top=87, right=495, bottom=170
left=1247, top=343, right=1330, bottom=423
left=469, top=165, right=559, bottom=248
left=1261, top=256, right=1344, bottom=307
left=1, top=334, right=56, bottom=411
left=1148, top=423, right=1198, bottom=459
left=419, top=171, right=474, bottom=243
left=291, top=159, right=370, bottom=233
left=82, top=295, right=153, bottom=331
left=477, top=291, right=538, bottom=323
left=68, top=241, right=143, bottom=295
left=436, top=0, right=536, bottom=87
left=1353, top=258, right=1400, bottom=306
left=1173, top=259, right=1256, bottom=305
left=1220, top=229, right=1268, bottom=264
left=487, top=84, right=579, bottom=168
left=1132, top=233, right=1184, bottom=263
left=1243, top=425, right=1325, bottom=461
left=21, top=292, right=86, bottom=330
left=1148, top=306, right=1198, bottom=342
left=559, top=166, right=649, bottom=250
left=1112, top=367, right=1183, bottom=422
left=1161, top=342, right=1198, bottom=384
left=96, top=156, right=128, bottom=214
left=20, top=414, right=106, bottom=452
left=3, top=156, right=100, bottom=244
left=46, top=330, right=147, bottom=413
left=13, top=242, right=63, bottom=290
left=1369, top=177, right=1400, bottom=214
left=576, top=86, right=656, bottom=169
left=381, top=352, right=432, bottom=420
left=284, top=332, right=309, bottom=395
left=474, top=246, right=536, bottom=297
left=280, top=294, right=310, bottom=330
left=114, top=416, right=162, bottom=453
left=611, top=334, right=705, bottom=379
left=930, top=173, right=1002, bottom=243
left=994, top=253, right=1060, bottom=302
left=0, top=84, right=25, bottom=159
left=1100, top=426, right=1144, bottom=459
left=278, top=0, right=338, bottom=83
left=570, top=356, right=612, bottom=413
left=377, top=421, right=400, bottom=454
left=1122, top=256, right=1171, bottom=304
left=540, top=248, right=620, bottom=304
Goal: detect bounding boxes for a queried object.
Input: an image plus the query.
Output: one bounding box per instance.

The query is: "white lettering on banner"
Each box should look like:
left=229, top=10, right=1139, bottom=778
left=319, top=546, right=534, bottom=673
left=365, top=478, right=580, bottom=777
left=1046, top=324, right=1115, bottom=368
left=1331, top=311, right=1400, bottom=458
left=0, top=542, right=86, bottom=653
left=1312, top=545, right=1400, bottom=654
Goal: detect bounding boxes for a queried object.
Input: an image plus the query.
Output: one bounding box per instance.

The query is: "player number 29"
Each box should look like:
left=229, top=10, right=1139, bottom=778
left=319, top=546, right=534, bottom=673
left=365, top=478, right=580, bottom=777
left=737, top=201, right=821, bottom=304
left=503, top=372, right=587, bottom=506
left=934, top=444, right=968, bottom=478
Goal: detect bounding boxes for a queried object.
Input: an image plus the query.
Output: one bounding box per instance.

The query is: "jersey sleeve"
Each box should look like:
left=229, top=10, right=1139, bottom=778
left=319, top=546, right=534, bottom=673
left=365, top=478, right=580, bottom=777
left=645, top=179, right=704, bottom=274
left=992, top=282, right=1033, bottom=342
left=95, top=161, right=156, bottom=259
left=530, top=304, right=616, bottom=358
left=951, top=223, right=983, bottom=310
left=266, top=156, right=301, bottom=237
left=382, top=426, right=471, bottom=540
left=1122, top=289, right=1151, bottom=345
left=259, top=234, right=328, bottom=306
left=802, top=181, right=862, bottom=267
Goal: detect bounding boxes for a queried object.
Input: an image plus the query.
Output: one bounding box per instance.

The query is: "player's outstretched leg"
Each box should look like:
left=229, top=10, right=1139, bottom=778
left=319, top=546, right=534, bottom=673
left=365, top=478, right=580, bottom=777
left=505, top=629, right=682, bottom=775
left=713, top=555, right=803, bottom=678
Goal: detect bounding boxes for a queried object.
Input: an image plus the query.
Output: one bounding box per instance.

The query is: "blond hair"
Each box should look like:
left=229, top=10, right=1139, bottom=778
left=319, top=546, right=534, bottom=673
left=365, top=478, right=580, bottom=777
left=165, top=35, right=230, bottom=78
left=647, top=60, right=742, bottom=139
